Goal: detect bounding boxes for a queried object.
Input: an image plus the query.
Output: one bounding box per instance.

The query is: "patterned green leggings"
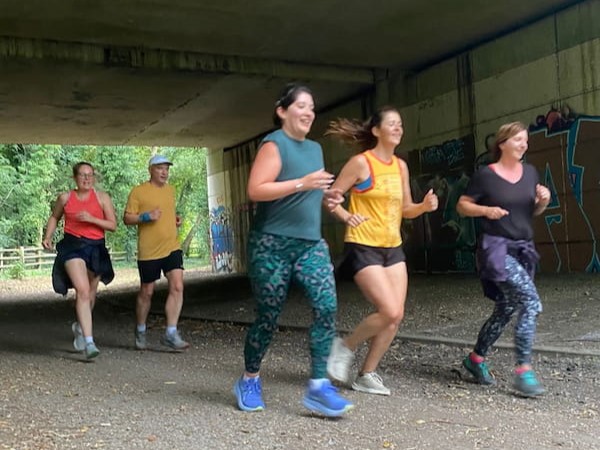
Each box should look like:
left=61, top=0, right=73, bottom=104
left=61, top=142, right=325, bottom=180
left=244, top=231, right=337, bottom=379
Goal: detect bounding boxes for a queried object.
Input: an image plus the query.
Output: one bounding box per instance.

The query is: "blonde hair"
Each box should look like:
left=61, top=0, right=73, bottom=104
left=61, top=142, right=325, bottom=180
left=492, top=122, right=527, bottom=161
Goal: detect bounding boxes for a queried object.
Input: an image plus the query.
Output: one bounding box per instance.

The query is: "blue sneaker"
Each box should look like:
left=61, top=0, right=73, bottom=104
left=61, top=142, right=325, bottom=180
left=463, top=356, right=496, bottom=385
left=514, top=370, right=545, bottom=397
left=233, top=377, right=265, bottom=412
left=303, top=380, right=353, bottom=417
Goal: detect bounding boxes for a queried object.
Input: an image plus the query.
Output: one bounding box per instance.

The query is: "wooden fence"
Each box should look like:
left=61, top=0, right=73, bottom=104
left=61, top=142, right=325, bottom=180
left=0, top=246, right=129, bottom=271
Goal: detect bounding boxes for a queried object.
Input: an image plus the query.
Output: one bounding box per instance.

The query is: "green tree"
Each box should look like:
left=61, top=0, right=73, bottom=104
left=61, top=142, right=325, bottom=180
left=166, top=147, right=209, bottom=256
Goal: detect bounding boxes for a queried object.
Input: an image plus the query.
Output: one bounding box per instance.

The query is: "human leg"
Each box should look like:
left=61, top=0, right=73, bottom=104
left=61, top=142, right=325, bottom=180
left=328, top=262, right=405, bottom=385
left=347, top=263, right=407, bottom=395
left=65, top=259, right=94, bottom=338
left=64, top=258, right=99, bottom=359
left=235, top=233, right=292, bottom=412
left=295, top=239, right=352, bottom=416
left=135, top=257, right=161, bottom=349
left=160, top=271, right=188, bottom=350
left=360, top=262, right=408, bottom=374
left=243, top=233, right=292, bottom=375
left=463, top=297, right=515, bottom=385
left=293, top=239, right=338, bottom=379
left=164, top=268, right=184, bottom=327
left=136, top=282, right=155, bottom=328
left=134, top=281, right=154, bottom=350
left=496, top=255, right=544, bottom=396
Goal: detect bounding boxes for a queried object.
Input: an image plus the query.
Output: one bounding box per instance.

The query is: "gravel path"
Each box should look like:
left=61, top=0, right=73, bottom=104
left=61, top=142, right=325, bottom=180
left=0, top=271, right=599, bottom=449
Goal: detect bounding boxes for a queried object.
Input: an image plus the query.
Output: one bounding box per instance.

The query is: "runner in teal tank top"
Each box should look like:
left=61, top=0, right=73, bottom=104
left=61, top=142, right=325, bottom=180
left=232, top=83, right=353, bottom=417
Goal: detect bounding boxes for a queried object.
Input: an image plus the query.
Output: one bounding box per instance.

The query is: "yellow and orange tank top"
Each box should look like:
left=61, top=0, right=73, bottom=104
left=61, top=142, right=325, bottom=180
left=345, top=150, right=404, bottom=248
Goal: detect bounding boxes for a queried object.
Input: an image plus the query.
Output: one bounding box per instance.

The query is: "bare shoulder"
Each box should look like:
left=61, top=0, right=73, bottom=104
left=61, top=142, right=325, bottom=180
left=96, top=191, right=113, bottom=203
left=257, top=140, right=280, bottom=157
left=348, top=153, right=368, bottom=170
left=396, top=156, right=409, bottom=170
left=56, top=191, right=70, bottom=205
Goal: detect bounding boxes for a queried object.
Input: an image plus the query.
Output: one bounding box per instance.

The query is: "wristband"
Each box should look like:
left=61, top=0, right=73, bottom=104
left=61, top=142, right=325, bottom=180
left=139, top=212, right=152, bottom=223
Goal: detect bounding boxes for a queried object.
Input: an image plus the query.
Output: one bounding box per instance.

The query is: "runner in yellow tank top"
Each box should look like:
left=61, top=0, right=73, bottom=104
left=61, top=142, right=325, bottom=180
left=345, top=150, right=404, bottom=248
left=325, top=106, right=438, bottom=395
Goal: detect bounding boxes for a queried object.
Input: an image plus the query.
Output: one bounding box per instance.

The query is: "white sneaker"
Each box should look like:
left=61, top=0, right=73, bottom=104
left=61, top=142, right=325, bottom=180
left=351, top=372, right=391, bottom=396
left=72, top=322, right=85, bottom=351
left=327, top=337, right=354, bottom=383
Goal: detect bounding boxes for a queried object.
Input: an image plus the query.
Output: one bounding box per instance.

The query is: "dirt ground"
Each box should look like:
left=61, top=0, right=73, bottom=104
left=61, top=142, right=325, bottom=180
left=0, top=267, right=214, bottom=301
left=0, top=270, right=599, bottom=449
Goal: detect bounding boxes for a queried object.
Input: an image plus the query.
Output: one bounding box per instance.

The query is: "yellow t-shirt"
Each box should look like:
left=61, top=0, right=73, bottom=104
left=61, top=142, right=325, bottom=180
left=125, top=182, right=180, bottom=261
left=345, top=150, right=404, bottom=248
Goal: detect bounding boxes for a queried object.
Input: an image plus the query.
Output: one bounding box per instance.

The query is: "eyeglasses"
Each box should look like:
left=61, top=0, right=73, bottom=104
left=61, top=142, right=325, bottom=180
left=77, top=173, right=95, bottom=179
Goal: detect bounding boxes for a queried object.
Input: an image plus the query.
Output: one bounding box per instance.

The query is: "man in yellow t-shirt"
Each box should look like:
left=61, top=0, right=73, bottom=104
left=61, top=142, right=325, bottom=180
left=124, top=155, right=189, bottom=351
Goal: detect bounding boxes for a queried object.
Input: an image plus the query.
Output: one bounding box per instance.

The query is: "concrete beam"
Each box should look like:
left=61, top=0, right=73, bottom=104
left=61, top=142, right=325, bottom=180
left=0, top=36, right=375, bottom=84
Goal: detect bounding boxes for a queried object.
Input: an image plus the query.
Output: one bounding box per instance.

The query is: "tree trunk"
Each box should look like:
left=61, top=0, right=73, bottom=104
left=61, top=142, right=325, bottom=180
left=181, top=211, right=203, bottom=255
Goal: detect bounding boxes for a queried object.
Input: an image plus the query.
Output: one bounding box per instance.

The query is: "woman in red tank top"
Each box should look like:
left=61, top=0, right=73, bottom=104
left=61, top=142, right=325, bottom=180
left=42, top=162, right=117, bottom=360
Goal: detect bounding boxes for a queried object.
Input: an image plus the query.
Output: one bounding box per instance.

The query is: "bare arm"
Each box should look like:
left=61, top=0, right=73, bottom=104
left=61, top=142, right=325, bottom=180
left=96, top=192, right=117, bottom=231
left=247, top=141, right=335, bottom=202
left=399, top=159, right=438, bottom=219
left=326, top=155, right=370, bottom=228
left=456, top=195, right=509, bottom=219
left=42, top=193, right=68, bottom=249
left=533, top=184, right=551, bottom=216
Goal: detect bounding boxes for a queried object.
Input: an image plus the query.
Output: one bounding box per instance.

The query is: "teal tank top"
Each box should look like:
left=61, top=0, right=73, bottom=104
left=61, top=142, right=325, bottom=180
left=252, top=129, right=324, bottom=241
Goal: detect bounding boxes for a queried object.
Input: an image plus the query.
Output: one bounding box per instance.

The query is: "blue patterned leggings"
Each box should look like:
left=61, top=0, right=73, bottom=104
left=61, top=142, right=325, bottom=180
left=244, top=232, right=337, bottom=379
left=474, top=254, right=542, bottom=365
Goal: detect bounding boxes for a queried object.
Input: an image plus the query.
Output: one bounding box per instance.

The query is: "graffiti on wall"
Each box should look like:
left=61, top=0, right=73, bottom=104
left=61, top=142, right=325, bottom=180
left=403, top=135, right=477, bottom=273
left=404, top=104, right=600, bottom=274
left=209, top=203, right=234, bottom=273
left=527, top=105, right=600, bottom=273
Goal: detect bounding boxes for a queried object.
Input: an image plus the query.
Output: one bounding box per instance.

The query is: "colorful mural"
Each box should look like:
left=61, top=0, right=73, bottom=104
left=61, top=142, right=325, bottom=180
left=405, top=105, right=600, bottom=274
left=527, top=107, right=600, bottom=273
left=209, top=204, right=234, bottom=273
left=403, top=135, right=476, bottom=273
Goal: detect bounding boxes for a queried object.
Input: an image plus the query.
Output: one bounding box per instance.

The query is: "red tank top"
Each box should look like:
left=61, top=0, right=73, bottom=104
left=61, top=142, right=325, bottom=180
left=63, top=189, right=105, bottom=239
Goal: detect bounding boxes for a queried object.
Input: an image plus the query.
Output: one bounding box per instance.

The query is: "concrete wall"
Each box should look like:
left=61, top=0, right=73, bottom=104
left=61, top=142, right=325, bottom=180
left=394, top=0, right=600, bottom=273
left=207, top=0, right=600, bottom=274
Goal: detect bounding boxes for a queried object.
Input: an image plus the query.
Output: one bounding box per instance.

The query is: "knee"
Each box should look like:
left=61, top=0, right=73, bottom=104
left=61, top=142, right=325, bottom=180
left=169, top=280, right=184, bottom=296
left=75, top=287, right=92, bottom=303
left=313, top=301, right=337, bottom=322
left=380, top=307, right=404, bottom=326
left=138, top=285, right=154, bottom=303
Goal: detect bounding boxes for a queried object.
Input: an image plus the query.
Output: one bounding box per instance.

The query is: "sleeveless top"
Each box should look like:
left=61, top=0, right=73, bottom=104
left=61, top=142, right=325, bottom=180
left=63, top=189, right=105, bottom=240
left=252, top=129, right=324, bottom=241
left=345, top=150, right=404, bottom=248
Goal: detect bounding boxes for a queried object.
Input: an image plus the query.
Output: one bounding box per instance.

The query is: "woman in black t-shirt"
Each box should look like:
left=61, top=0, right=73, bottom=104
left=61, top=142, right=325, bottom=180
left=456, top=122, right=551, bottom=397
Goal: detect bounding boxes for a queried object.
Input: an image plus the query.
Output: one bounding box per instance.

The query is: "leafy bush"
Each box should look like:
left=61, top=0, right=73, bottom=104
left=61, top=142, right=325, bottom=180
left=7, top=260, right=26, bottom=280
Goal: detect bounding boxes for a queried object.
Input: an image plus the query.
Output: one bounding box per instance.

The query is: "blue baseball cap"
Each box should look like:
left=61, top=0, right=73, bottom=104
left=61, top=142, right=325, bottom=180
left=149, top=155, right=173, bottom=166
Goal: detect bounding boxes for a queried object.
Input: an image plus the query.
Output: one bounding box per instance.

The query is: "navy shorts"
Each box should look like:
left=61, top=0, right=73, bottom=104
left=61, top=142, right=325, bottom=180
left=137, top=250, right=184, bottom=284
left=63, top=244, right=97, bottom=271
left=336, top=243, right=406, bottom=280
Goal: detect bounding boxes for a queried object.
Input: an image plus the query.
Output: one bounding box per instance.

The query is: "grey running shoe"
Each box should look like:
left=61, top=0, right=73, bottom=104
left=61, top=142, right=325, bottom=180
left=135, top=329, right=147, bottom=350
left=352, top=372, right=391, bottom=396
left=72, top=322, right=85, bottom=351
left=327, top=337, right=354, bottom=384
left=160, top=330, right=190, bottom=351
left=514, top=370, right=545, bottom=397
left=462, top=356, right=497, bottom=385
left=85, top=342, right=100, bottom=360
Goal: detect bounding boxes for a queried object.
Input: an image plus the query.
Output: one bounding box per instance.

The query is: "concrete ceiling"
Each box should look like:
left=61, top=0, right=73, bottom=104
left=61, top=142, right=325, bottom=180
left=0, top=0, right=583, bottom=148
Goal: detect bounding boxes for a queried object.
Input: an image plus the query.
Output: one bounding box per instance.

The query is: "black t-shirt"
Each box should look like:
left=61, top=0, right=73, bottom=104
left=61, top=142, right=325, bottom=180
left=464, top=163, right=539, bottom=240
